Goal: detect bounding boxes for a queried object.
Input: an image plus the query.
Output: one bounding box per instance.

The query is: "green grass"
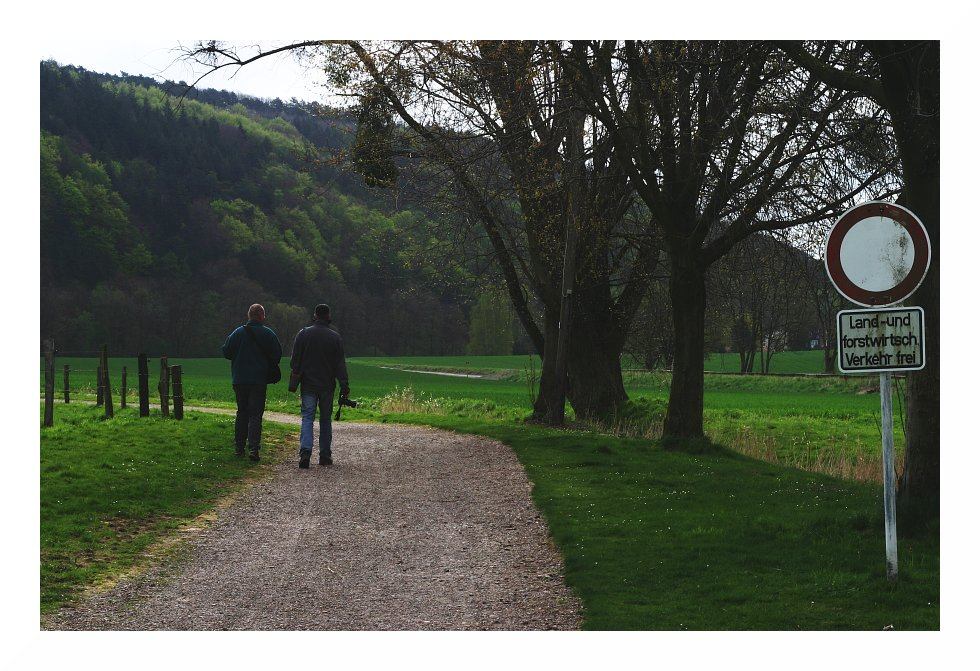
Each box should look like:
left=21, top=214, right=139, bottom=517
left=46, top=354, right=889, bottom=466
left=356, top=350, right=835, bottom=375
left=40, top=403, right=292, bottom=613
left=40, top=354, right=936, bottom=629
left=704, top=350, right=832, bottom=374
left=371, top=414, right=939, bottom=629
left=352, top=354, right=536, bottom=372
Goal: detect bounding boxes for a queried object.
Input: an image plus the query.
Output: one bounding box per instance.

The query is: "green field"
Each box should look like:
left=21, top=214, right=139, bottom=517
left=46, top=353, right=895, bottom=475
left=354, top=349, right=834, bottom=374
left=704, top=350, right=834, bottom=374
left=41, top=353, right=936, bottom=628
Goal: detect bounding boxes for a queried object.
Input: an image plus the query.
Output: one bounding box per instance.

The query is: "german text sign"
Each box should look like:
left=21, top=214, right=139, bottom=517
left=837, top=306, right=925, bottom=373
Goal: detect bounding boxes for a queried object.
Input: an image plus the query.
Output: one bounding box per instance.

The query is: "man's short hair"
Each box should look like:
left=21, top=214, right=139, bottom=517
left=314, top=304, right=330, bottom=319
left=248, top=303, right=265, bottom=320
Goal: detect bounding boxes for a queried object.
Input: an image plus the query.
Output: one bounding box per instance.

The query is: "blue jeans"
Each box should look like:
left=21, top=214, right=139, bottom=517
left=299, top=390, right=334, bottom=457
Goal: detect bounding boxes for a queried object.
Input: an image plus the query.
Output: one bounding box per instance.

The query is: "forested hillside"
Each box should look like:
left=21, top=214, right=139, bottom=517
left=40, top=62, right=480, bottom=356
left=40, top=61, right=829, bottom=367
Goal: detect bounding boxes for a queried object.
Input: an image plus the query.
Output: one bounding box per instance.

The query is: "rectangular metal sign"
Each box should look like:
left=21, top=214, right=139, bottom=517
left=837, top=306, right=925, bottom=373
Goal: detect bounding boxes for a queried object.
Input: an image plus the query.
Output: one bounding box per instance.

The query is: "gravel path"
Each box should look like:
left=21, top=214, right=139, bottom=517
left=47, top=410, right=581, bottom=630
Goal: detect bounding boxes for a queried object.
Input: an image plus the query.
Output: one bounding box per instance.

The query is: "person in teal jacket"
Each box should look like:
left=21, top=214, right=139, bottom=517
left=221, top=304, right=282, bottom=460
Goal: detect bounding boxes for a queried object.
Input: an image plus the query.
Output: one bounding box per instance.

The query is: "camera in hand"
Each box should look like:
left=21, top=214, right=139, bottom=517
left=338, top=395, right=358, bottom=409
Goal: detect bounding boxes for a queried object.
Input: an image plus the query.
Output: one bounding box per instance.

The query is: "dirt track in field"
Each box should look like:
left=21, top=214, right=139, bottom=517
left=46, top=410, right=581, bottom=630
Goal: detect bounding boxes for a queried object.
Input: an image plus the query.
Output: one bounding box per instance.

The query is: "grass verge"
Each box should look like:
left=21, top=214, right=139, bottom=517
left=366, top=411, right=939, bottom=630
left=40, top=403, right=292, bottom=614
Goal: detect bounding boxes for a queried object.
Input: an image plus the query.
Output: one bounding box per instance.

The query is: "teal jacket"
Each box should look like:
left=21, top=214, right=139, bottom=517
left=221, top=320, right=283, bottom=385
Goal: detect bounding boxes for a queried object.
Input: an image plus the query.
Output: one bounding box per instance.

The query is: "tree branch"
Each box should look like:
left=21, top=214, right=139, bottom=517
left=776, top=41, right=885, bottom=105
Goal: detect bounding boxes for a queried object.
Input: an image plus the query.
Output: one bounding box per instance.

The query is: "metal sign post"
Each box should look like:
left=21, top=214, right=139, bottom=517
left=836, top=305, right=923, bottom=582
left=879, top=372, right=898, bottom=581
left=824, top=201, right=932, bottom=581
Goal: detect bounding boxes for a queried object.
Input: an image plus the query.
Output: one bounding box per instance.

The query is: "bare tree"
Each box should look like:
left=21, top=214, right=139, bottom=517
left=183, top=40, right=664, bottom=422
left=753, top=240, right=814, bottom=374
left=566, top=40, right=897, bottom=438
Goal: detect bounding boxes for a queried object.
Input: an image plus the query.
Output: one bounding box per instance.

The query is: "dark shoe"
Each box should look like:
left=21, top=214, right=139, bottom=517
left=299, top=453, right=311, bottom=469
left=319, top=454, right=332, bottom=466
left=249, top=450, right=260, bottom=462
left=235, top=446, right=245, bottom=457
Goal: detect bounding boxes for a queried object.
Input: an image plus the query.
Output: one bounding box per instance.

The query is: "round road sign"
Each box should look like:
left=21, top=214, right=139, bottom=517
left=824, top=201, right=931, bottom=307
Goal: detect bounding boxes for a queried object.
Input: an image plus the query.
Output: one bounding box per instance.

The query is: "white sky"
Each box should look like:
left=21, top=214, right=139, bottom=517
left=40, top=39, right=327, bottom=102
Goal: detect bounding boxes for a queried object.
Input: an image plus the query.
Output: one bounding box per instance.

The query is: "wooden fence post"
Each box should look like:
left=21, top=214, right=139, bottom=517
left=102, top=345, right=113, bottom=419
left=43, top=339, right=55, bottom=427
left=96, top=364, right=104, bottom=406
left=159, top=356, right=170, bottom=418
left=120, top=366, right=128, bottom=409
left=171, top=365, right=184, bottom=420
left=63, top=364, right=70, bottom=404
left=138, top=353, right=149, bottom=417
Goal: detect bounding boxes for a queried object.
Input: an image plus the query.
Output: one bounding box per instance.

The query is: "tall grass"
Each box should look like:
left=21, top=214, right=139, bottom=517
left=377, top=386, right=446, bottom=415
left=720, top=425, right=885, bottom=483
left=371, top=387, right=888, bottom=484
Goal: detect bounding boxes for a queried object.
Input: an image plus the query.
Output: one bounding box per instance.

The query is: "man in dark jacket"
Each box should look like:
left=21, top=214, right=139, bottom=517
left=221, top=303, right=283, bottom=461
left=289, top=303, right=349, bottom=469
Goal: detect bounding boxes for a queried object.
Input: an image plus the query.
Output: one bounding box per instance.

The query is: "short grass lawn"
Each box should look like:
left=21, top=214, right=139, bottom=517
left=40, top=403, right=292, bottom=613
left=377, top=413, right=939, bottom=630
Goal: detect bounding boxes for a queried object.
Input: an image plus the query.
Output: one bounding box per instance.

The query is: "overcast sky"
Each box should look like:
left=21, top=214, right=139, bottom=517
left=40, top=39, right=327, bottom=102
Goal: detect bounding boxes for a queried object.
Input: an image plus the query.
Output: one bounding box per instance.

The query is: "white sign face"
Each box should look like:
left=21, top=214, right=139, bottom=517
left=839, top=217, right=915, bottom=292
left=837, top=306, right=925, bottom=373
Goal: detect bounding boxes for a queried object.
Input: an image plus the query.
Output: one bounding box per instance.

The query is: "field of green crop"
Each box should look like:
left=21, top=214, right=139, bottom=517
left=45, top=353, right=896, bottom=474
left=704, top=349, right=833, bottom=374
left=354, top=349, right=834, bottom=374
left=357, top=350, right=836, bottom=374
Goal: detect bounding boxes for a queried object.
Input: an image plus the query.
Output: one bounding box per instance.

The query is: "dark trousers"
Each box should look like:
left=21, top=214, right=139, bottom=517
left=233, top=383, right=267, bottom=451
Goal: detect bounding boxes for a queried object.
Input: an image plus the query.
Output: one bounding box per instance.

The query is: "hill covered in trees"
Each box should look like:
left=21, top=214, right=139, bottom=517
left=40, top=61, right=494, bottom=356
left=40, top=61, right=828, bottom=368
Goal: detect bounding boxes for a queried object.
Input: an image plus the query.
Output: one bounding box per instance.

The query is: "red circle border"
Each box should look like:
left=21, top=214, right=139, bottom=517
left=824, top=202, right=931, bottom=306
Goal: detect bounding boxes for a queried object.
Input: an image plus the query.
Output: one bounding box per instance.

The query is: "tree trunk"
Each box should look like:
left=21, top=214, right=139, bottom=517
left=871, top=42, right=940, bottom=519
left=567, top=318, right=628, bottom=421
left=664, top=258, right=706, bottom=439
left=823, top=345, right=835, bottom=374
left=897, top=140, right=940, bottom=519
left=532, top=313, right=563, bottom=421
left=901, top=258, right=939, bottom=517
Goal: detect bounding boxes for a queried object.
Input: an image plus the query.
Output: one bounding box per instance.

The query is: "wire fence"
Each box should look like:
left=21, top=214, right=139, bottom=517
left=41, top=341, right=184, bottom=426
